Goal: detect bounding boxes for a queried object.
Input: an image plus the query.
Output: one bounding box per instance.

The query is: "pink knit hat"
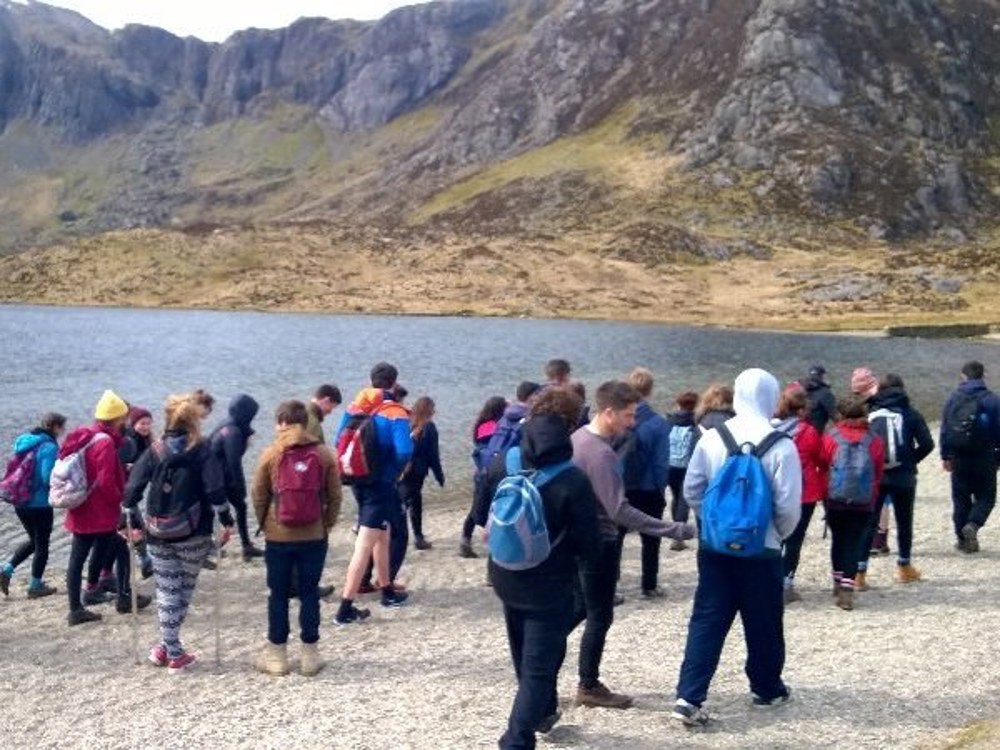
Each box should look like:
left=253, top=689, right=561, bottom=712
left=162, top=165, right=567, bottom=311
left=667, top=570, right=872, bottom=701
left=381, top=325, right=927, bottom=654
left=850, top=367, right=878, bottom=398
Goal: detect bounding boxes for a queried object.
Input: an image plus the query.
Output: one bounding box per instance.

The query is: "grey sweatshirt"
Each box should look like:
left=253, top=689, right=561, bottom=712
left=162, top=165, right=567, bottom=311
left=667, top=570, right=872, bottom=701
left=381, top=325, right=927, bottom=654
left=571, top=426, right=691, bottom=541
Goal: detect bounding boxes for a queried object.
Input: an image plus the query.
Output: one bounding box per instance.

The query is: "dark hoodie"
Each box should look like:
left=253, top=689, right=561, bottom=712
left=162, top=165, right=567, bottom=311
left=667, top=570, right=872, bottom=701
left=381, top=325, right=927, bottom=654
left=697, top=408, right=736, bottom=433
left=869, top=386, right=935, bottom=487
left=210, top=394, right=259, bottom=505
left=803, top=375, right=837, bottom=434
left=119, top=428, right=151, bottom=471
left=940, top=379, right=1000, bottom=464
left=484, top=414, right=601, bottom=611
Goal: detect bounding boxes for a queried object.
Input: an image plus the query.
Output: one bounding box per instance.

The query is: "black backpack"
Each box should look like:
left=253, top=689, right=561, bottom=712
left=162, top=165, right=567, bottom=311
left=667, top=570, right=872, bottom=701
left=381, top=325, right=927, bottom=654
left=144, top=442, right=204, bottom=540
left=945, top=392, right=987, bottom=454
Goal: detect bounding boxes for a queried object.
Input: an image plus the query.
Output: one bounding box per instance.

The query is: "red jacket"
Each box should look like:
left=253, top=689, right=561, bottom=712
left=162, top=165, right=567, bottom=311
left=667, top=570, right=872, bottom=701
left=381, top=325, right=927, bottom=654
left=820, top=419, right=885, bottom=512
left=793, top=420, right=826, bottom=504
left=62, top=423, right=126, bottom=535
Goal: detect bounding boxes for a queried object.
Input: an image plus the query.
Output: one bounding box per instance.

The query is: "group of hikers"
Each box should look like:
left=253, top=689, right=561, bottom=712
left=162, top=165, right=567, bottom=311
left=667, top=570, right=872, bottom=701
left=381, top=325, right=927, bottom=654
left=1, top=355, right=998, bottom=748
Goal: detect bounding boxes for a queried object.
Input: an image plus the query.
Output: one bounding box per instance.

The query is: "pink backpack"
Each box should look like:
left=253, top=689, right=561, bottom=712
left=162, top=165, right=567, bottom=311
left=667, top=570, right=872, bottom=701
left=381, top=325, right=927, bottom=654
left=0, top=449, right=37, bottom=507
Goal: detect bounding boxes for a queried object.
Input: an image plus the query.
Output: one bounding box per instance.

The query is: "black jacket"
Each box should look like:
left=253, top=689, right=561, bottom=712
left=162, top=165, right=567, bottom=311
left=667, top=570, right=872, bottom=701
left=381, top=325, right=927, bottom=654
left=210, top=394, right=259, bottom=504
left=486, top=414, right=602, bottom=611
left=402, top=422, right=445, bottom=488
left=868, top=386, right=935, bottom=488
left=697, top=408, right=735, bottom=433
left=803, top=376, right=837, bottom=434
left=119, top=429, right=151, bottom=470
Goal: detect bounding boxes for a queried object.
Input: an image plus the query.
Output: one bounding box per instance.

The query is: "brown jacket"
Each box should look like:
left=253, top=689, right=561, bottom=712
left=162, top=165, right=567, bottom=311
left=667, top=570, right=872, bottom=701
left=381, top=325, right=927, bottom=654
left=251, top=425, right=342, bottom=542
left=305, top=401, right=326, bottom=445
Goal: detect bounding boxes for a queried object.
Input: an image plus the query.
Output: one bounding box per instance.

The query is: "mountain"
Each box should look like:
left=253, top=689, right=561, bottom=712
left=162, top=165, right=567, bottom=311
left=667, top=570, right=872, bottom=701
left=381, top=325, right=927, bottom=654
left=0, top=0, right=999, bottom=329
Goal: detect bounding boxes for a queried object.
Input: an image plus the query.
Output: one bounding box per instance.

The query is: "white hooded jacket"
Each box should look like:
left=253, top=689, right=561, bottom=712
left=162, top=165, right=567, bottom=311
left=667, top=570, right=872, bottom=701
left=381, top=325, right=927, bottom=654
left=683, top=369, right=803, bottom=552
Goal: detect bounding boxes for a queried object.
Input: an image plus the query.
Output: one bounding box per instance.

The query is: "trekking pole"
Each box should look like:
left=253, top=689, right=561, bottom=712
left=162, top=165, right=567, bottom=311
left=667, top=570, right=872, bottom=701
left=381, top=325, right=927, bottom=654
left=124, top=513, right=141, bottom=666
left=214, top=521, right=225, bottom=672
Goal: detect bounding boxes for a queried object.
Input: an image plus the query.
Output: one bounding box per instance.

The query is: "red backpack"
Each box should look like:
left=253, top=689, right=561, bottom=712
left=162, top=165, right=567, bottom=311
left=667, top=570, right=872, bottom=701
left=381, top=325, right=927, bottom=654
left=274, top=445, right=325, bottom=526
left=0, top=449, right=38, bottom=507
left=335, top=407, right=386, bottom=485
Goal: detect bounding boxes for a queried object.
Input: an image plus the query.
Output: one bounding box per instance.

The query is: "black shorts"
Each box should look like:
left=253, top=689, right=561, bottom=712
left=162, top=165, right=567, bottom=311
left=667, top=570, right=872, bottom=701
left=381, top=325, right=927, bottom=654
left=353, top=483, right=390, bottom=530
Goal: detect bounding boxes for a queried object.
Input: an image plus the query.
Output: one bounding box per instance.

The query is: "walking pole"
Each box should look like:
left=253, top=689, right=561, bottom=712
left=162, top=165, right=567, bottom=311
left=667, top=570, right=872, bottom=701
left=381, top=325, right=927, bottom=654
left=214, top=520, right=225, bottom=672
left=124, top=513, right=141, bottom=666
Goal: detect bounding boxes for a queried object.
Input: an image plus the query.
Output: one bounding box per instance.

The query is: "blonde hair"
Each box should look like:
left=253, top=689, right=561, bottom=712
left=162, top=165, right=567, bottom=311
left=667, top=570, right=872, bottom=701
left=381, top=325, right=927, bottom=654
left=164, top=394, right=203, bottom=450
left=696, top=383, right=734, bottom=422
left=627, top=367, right=654, bottom=399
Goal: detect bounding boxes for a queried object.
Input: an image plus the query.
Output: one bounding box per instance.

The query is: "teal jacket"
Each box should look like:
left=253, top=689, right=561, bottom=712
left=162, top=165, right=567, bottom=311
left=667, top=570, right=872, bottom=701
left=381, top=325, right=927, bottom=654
left=12, top=430, right=58, bottom=508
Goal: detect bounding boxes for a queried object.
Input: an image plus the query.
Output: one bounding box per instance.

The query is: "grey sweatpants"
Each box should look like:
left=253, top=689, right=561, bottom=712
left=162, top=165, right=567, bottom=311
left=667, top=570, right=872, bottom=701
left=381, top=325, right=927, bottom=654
left=148, top=536, right=213, bottom=659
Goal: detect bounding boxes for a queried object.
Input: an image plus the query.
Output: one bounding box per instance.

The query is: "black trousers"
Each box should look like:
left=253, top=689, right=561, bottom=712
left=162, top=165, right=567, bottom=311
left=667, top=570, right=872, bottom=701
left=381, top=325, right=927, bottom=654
left=570, top=538, right=622, bottom=688
left=399, top=479, right=425, bottom=541
left=9, top=507, right=54, bottom=580
left=825, top=509, right=872, bottom=582
left=230, top=494, right=253, bottom=548
left=667, top=467, right=689, bottom=522
left=67, top=532, right=128, bottom=611
left=951, top=463, right=997, bottom=538
left=781, top=503, right=816, bottom=580
left=619, top=489, right=667, bottom=591
left=859, top=485, right=916, bottom=567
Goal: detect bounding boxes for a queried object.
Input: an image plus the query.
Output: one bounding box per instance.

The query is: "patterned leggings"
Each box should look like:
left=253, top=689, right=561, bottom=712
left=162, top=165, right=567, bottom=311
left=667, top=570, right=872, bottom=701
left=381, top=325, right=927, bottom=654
left=148, top=536, right=213, bottom=659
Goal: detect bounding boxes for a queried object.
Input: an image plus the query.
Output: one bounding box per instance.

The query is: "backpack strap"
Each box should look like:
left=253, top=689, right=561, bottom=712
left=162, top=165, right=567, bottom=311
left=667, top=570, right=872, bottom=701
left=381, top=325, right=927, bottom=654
left=505, top=447, right=523, bottom=476
left=715, top=423, right=740, bottom=456
left=755, top=430, right=792, bottom=458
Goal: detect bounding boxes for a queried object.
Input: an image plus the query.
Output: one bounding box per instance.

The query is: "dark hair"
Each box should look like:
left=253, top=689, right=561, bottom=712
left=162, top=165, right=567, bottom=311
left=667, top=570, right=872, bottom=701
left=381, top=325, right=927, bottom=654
left=275, top=400, right=309, bottom=427
left=962, top=361, right=985, bottom=381
left=473, top=396, right=507, bottom=439
left=393, top=385, right=409, bottom=402
left=837, top=396, right=868, bottom=420
left=516, top=381, right=541, bottom=403
left=544, top=359, right=571, bottom=382
left=879, top=373, right=905, bottom=391
left=530, top=388, right=583, bottom=429
left=192, top=389, right=215, bottom=412
left=569, top=381, right=586, bottom=401
left=314, top=384, right=342, bottom=404
left=676, top=391, right=698, bottom=411
left=594, top=381, right=640, bottom=412
left=40, top=412, right=67, bottom=434
left=370, top=362, right=399, bottom=389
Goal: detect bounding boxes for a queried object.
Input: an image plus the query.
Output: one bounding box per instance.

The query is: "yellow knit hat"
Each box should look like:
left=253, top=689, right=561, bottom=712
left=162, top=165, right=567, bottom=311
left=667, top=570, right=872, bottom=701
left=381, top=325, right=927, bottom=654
left=94, top=390, right=129, bottom=421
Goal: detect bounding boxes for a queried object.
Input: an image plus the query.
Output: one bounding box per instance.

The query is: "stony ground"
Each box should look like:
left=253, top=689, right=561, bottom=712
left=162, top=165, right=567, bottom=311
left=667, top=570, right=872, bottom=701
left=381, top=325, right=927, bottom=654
left=0, top=459, right=996, bottom=749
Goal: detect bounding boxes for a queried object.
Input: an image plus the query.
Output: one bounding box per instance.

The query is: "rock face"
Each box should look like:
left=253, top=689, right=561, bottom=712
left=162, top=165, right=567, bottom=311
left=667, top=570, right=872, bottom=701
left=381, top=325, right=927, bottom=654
left=0, top=0, right=998, bottom=248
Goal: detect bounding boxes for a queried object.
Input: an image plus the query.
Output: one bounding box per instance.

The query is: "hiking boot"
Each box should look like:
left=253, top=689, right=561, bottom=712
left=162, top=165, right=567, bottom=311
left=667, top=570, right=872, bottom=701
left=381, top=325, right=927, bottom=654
left=871, top=531, right=890, bottom=555
left=141, top=558, right=155, bottom=580
left=300, top=642, right=325, bottom=677
left=641, top=588, right=665, bottom=599
left=854, top=572, right=868, bottom=592
left=835, top=587, right=854, bottom=611
left=534, top=709, right=562, bottom=734
left=575, top=681, right=634, bottom=709
left=962, top=523, right=980, bottom=553
left=671, top=699, right=709, bottom=727
left=116, top=593, right=152, bottom=614
left=783, top=587, right=802, bottom=605
left=97, top=575, right=117, bottom=594
left=242, top=544, right=265, bottom=562
left=613, top=593, right=625, bottom=607
left=669, top=539, right=688, bottom=552
left=374, top=581, right=407, bottom=593
left=168, top=652, right=197, bottom=672
left=333, top=604, right=371, bottom=627
left=357, top=582, right=378, bottom=595
left=381, top=588, right=409, bottom=608
left=752, top=688, right=792, bottom=708
left=68, top=608, right=102, bottom=626
left=0, top=570, right=10, bottom=597
left=202, top=558, right=218, bottom=571
left=254, top=642, right=289, bottom=677
left=149, top=644, right=169, bottom=667
left=318, top=584, right=335, bottom=599
left=896, top=563, right=923, bottom=583
left=458, top=542, right=478, bottom=559
left=955, top=540, right=968, bottom=553
left=27, top=582, right=58, bottom=599
left=414, top=538, right=433, bottom=551
left=82, top=589, right=113, bottom=606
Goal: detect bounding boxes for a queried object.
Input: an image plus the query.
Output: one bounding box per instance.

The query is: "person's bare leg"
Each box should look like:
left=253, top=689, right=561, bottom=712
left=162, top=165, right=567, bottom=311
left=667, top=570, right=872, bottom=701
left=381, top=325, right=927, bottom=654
left=373, top=527, right=390, bottom=588
left=342, top=529, right=378, bottom=599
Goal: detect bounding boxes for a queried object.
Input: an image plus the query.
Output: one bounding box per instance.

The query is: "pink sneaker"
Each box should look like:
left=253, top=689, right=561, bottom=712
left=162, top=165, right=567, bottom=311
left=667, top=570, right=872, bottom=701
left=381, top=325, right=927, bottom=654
left=149, top=644, right=168, bottom=667
left=167, top=652, right=197, bottom=672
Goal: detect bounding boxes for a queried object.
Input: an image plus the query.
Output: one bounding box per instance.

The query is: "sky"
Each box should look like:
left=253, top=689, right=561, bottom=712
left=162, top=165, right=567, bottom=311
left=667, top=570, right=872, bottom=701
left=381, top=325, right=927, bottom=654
left=31, top=1, right=426, bottom=41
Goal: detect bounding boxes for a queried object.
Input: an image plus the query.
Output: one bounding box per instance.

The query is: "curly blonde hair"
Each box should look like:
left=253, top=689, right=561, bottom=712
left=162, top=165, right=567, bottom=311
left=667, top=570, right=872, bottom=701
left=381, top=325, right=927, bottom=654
left=695, top=383, right=734, bottom=422
left=164, top=394, right=203, bottom=449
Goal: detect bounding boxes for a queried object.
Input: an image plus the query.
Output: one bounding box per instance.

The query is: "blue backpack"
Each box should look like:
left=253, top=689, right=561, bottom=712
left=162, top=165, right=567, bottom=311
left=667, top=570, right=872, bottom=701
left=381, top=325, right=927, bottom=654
left=487, top=448, right=573, bottom=571
left=700, top=424, right=789, bottom=557
left=827, top=428, right=876, bottom=506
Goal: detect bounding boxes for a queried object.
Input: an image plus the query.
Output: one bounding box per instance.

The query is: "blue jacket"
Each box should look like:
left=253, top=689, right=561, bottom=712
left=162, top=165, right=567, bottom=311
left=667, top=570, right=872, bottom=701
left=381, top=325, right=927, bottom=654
left=940, top=379, right=1000, bottom=462
left=335, top=390, right=413, bottom=485
left=623, top=401, right=672, bottom=493
left=12, top=430, right=58, bottom=508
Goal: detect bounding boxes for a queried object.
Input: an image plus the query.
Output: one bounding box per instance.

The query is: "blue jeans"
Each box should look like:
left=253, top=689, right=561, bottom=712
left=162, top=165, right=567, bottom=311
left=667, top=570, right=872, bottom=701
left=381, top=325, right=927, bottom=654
left=266, top=539, right=328, bottom=645
left=676, top=550, right=787, bottom=707
left=499, top=604, right=572, bottom=750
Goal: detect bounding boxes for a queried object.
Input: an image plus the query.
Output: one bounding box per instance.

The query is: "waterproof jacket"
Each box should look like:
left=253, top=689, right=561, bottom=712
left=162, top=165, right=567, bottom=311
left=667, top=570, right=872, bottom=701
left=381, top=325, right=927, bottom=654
left=869, top=386, right=935, bottom=487
left=772, top=417, right=826, bottom=504
left=210, top=394, right=259, bottom=505
left=623, top=400, right=672, bottom=493
left=123, top=430, right=229, bottom=542
left=685, top=370, right=802, bottom=553
left=472, top=420, right=499, bottom=472
left=402, top=421, right=444, bottom=488
left=820, top=419, right=885, bottom=513
left=487, top=414, right=602, bottom=611
left=251, top=425, right=342, bottom=543
left=803, top=376, right=837, bottom=434
left=62, top=423, right=125, bottom=535
left=940, top=379, right=1000, bottom=464
left=119, top=428, right=151, bottom=473
left=11, top=429, right=59, bottom=509
left=335, top=388, right=413, bottom=485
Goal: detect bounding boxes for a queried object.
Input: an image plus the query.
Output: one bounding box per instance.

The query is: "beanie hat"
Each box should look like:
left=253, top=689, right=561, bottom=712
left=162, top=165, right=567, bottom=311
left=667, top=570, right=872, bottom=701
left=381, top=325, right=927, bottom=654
left=850, top=368, right=878, bottom=398
left=94, top=390, right=129, bottom=421
left=128, top=405, right=152, bottom=427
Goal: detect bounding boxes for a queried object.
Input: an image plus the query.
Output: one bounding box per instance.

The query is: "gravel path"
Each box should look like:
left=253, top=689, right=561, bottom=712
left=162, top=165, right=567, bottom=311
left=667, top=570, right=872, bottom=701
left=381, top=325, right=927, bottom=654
left=0, top=453, right=996, bottom=749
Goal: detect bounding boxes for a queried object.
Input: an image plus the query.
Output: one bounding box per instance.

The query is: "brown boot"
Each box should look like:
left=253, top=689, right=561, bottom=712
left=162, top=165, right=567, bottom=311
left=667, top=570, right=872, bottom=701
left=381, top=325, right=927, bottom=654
left=300, top=642, right=325, bottom=677
left=854, top=572, right=868, bottom=592
left=254, top=642, right=289, bottom=676
left=835, top=587, right=854, bottom=611
left=575, top=681, right=634, bottom=709
left=895, top=564, right=922, bottom=583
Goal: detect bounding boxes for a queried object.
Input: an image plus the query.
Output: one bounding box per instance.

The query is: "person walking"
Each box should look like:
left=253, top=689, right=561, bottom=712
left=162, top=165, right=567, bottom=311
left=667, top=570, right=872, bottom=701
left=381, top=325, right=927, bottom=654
left=666, top=391, right=700, bottom=550
left=0, top=413, right=66, bottom=598
left=940, top=361, right=1000, bottom=553
left=252, top=400, right=342, bottom=677
left=124, top=394, right=236, bottom=671
left=210, top=394, right=263, bottom=562
left=399, top=396, right=444, bottom=551
left=460, top=395, right=507, bottom=558
left=672, top=369, right=801, bottom=727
